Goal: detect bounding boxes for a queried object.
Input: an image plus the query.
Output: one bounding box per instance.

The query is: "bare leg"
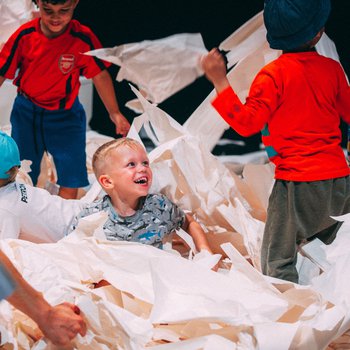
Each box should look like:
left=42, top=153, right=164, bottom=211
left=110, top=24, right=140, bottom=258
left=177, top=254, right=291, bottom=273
left=58, top=186, right=78, bottom=199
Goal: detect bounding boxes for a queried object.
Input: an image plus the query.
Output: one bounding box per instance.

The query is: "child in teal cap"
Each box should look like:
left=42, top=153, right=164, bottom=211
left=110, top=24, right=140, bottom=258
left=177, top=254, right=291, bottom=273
left=0, top=131, right=21, bottom=180
left=0, top=131, right=86, bottom=242
left=201, top=0, right=350, bottom=283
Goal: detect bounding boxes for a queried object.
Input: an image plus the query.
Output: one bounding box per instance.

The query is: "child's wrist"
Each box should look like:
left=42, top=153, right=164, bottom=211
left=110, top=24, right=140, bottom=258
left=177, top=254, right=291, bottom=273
left=109, top=112, right=122, bottom=122
left=214, top=79, right=230, bottom=94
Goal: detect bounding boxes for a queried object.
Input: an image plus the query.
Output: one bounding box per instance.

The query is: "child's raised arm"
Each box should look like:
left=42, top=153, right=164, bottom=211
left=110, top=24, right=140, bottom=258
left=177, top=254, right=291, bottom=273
left=201, top=48, right=230, bottom=93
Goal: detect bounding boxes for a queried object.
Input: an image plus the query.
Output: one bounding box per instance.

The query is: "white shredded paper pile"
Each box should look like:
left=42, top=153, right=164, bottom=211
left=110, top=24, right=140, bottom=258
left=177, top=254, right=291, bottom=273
left=1, top=11, right=349, bottom=350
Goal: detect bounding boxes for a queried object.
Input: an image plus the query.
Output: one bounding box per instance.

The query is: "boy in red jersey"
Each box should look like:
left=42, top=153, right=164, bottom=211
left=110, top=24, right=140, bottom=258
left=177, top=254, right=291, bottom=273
left=0, top=0, right=130, bottom=199
left=201, top=0, right=350, bottom=283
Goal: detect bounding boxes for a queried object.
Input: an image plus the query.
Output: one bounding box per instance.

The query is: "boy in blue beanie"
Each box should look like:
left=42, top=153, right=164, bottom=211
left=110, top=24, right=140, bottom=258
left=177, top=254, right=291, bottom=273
left=201, top=0, right=350, bottom=282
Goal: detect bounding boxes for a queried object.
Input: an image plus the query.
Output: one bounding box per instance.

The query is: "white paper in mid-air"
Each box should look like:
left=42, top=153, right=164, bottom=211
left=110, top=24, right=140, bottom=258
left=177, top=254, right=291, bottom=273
left=85, top=33, right=208, bottom=104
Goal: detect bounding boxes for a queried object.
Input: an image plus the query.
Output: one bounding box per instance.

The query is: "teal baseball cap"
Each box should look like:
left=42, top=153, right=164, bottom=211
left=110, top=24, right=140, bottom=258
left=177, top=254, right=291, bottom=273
left=0, top=131, right=21, bottom=179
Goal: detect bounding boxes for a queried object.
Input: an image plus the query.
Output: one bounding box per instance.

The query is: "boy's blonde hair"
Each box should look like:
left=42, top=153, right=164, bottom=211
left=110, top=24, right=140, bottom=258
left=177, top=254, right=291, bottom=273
left=92, top=138, right=143, bottom=178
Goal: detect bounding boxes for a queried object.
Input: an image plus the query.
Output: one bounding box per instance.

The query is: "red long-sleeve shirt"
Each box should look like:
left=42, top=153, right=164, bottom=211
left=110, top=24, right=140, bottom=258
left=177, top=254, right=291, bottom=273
left=0, top=18, right=110, bottom=110
left=212, top=51, right=350, bottom=181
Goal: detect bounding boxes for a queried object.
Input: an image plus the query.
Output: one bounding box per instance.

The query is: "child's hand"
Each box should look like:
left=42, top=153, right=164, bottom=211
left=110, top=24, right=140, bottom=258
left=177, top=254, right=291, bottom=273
left=201, top=48, right=230, bottom=93
left=110, top=112, right=130, bottom=137
left=37, top=302, right=86, bottom=346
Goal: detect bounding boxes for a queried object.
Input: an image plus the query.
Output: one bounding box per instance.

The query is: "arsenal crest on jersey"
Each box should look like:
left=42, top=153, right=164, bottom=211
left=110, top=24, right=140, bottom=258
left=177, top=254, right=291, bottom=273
left=59, top=54, right=75, bottom=74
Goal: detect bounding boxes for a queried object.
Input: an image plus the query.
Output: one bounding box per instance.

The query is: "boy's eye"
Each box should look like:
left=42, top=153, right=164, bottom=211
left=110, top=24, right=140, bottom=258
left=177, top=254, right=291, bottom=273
left=142, top=161, right=149, bottom=167
left=127, top=162, right=135, bottom=167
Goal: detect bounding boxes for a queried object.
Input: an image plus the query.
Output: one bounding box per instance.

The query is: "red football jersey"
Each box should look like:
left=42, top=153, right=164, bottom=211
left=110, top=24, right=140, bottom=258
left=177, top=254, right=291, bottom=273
left=0, top=18, right=111, bottom=110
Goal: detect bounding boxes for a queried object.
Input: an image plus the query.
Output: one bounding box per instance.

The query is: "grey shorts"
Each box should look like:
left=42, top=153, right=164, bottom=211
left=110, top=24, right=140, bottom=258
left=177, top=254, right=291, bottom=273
left=261, top=176, right=350, bottom=282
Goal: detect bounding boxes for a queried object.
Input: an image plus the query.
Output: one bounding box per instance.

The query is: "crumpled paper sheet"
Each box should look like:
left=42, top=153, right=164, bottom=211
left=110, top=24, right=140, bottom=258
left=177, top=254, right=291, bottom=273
left=0, top=0, right=36, bottom=45
left=316, top=33, right=340, bottom=62
left=84, top=33, right=207, bottom=105
left=1, top=212, right=350, bottom=349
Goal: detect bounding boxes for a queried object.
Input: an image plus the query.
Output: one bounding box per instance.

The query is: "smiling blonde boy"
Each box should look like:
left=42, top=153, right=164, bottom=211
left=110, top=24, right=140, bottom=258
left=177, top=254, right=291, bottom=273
left=71, top=138, right=214, bottom=253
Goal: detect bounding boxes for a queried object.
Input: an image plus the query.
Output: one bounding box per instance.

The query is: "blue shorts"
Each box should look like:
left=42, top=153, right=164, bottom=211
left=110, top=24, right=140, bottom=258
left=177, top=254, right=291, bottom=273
left=10, top=94, right=89, bottom=188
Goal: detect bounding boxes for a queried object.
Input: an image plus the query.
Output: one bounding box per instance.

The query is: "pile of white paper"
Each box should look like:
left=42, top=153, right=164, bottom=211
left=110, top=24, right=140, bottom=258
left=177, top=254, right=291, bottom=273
left=1, top=211, right=350, bottom=349
left=1, top=9, right=349, bottom=350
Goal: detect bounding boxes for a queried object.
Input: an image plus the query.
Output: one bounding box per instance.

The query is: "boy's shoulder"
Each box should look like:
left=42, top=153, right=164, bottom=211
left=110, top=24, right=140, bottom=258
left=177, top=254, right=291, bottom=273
left=69, top=19, right=97, bottom=36
left=12, top=182, right=59, bottom=204
left=81, top=195, right=108, bottom=211
left=2, top=182, right=68, bottom=205
left=19, top=18, right=38, bottom=29
left=0, top=182, right=16, bottom=196
left=0, top=182, right=27, bottom=209
left=8, top=18, right=39, bottom=36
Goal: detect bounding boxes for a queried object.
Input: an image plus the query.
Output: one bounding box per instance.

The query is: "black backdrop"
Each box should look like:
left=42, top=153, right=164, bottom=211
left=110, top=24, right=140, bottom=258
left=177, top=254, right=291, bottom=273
left=74, top=0, right=350, bottom=152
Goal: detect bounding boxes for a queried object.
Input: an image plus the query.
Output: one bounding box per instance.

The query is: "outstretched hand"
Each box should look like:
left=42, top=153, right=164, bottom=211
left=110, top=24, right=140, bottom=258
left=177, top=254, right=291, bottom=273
left=111, top=112, right=131, bottom=137
left=37, top=302, right=86, bottom=346
left=201, top=48, right=230, bottom=93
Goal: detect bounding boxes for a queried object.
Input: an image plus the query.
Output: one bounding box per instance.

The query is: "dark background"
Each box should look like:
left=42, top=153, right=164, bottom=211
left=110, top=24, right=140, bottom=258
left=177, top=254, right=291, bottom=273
left=74, top=0, right=350, bottom=153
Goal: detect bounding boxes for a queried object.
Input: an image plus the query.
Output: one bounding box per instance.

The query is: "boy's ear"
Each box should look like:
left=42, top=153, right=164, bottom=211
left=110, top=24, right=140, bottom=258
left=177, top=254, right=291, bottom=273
left=98, top=174, right=113, bottom=189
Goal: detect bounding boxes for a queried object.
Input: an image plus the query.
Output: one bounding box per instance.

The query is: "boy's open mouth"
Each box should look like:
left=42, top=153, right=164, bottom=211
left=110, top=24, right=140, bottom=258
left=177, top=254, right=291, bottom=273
left=134, top=177, right=148, bottom=184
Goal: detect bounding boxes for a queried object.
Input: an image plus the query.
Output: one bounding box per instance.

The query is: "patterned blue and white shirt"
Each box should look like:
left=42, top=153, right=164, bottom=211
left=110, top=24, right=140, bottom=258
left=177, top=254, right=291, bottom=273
left=71, top=193, right=185, bottom=248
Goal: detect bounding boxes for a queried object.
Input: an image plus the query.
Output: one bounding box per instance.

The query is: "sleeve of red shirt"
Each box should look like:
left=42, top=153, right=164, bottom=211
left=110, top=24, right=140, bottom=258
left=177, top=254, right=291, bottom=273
left=211, top=69, right=280, bottom=137
left=0, top=27, right=24, bottom=79
left=79, top=26, right=111, bottom=79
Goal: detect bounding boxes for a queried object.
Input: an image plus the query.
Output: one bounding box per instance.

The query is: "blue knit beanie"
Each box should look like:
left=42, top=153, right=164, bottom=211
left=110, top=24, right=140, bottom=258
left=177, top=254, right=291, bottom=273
left=0, top=131, right=21, bottom=179
left=264, top=0, right=331, bottom=50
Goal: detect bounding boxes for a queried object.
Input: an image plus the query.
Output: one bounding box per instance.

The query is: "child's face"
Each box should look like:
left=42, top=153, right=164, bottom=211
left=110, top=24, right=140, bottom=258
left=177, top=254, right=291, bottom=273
left=101, top=145, right=153, bottom=199
left=37, top=0, right=78, bottom=38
